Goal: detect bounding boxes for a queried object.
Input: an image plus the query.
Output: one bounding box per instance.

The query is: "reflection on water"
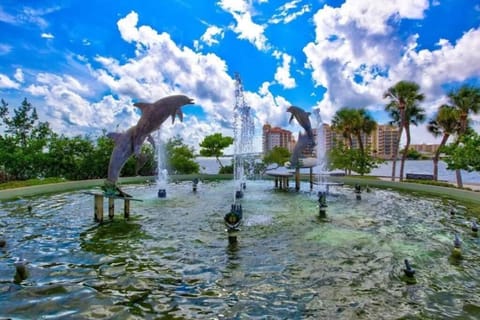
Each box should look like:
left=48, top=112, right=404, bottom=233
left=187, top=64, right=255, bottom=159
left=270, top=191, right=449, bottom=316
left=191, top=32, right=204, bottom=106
left=1, top=180, right=480, bottom=319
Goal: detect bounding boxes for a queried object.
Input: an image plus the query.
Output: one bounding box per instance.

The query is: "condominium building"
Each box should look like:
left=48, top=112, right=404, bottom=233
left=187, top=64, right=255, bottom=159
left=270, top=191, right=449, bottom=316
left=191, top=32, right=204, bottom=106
left=409, top=143, right=440, bottom=156
left=315, top=123, right=400, bottom=159
left=263, top=122, right=400, bottom=160
left=375, top=124, right=400, bottom=159
left=262, top=124, right=295, bottom=155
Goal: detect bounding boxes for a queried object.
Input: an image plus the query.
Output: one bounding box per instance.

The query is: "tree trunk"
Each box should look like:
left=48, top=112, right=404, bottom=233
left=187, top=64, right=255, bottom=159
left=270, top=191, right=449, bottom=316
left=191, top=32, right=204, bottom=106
left=216, top=156, right=224, bottom=169
left=432, top=134, right=449, bottom=181
left=391, top=126, right=403, bottom=181
left=456, top=169, right=463, bottom=188
left=454, top=114, right=468, bottom=188
left=399, top=124, right=411, bottom=182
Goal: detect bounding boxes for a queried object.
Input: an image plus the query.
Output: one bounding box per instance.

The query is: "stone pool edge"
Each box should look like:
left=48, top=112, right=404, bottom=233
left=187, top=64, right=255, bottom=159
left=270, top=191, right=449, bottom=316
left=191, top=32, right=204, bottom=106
left=0, top=174, right=479, bottom=207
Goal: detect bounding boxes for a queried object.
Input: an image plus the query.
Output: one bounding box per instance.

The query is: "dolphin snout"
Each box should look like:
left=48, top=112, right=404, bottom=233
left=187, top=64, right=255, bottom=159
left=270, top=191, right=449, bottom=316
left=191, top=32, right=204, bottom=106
left=188, top=98, right=195, bottom=104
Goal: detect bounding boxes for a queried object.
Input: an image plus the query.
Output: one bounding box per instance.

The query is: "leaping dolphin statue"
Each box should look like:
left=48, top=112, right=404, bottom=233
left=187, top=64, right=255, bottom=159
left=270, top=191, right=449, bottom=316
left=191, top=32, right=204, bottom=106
left=289, top=131, right=314, bottom=168
left=104, top=94, right=194, bottom=196
left=287, top=105, right=314, bottom=140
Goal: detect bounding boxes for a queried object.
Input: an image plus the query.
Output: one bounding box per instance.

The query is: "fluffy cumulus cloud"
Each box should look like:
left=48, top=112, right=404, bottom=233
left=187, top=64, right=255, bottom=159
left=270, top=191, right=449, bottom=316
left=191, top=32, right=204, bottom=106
left=303, top=0, right=480, bottom=130
left=92, top=11, right=287, bottom=149
left=274, top=53, right=296, bottom=89
left=24, top=72, right=134, bottom=134
left=0, top=73, right=20, bottom=89
left=200, top=25, right=225, bottom=47
left=217, top=0, right=269, bottom=51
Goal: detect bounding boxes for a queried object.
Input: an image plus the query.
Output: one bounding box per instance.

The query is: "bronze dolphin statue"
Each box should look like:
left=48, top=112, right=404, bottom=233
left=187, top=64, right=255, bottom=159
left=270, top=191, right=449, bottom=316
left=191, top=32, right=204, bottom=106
left=287, top=105, right=314, bottom=140
left=290, top=131, right=314, bottom=168
left=104, top=94, right=194, bottom=195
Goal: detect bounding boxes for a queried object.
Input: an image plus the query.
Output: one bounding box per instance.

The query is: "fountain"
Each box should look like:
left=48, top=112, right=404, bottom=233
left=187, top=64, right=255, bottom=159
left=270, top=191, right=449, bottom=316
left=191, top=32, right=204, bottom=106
left=1, top=181, right=480, bottom=319
left=224, top=73, right=255, bottom=240
left=155, top=130, right=168, bottom=198
left=232, top=72, right=255, bottom=198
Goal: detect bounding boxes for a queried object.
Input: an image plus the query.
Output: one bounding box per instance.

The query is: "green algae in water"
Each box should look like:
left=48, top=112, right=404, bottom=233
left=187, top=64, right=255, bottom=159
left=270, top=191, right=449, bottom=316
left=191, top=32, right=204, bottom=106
left=1, top=180, right=480, bottom=319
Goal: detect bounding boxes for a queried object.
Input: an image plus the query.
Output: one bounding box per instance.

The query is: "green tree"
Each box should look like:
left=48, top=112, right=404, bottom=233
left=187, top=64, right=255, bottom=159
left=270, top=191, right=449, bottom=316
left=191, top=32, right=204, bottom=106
left=0, top=98, right=53, bottom=180
left=166, top=136, right=199, bottom=174
left=442, top=130, right=480, bottom=175
left=427, top=105, right=460, bottom=180
left=327, top=141, right=380, bottom=175
left=199, top=133, right=234, bottom=169
left=384, top=81, right=425, bottom=181
left=447, top=85, right=480, bottom=187
left=263, top=146, right=291, bottom=168
left=45, top=134, right=95, bottom=179
left=331, top=107, right=378, bottom=175
left=331, top=107, right=358, bottom=148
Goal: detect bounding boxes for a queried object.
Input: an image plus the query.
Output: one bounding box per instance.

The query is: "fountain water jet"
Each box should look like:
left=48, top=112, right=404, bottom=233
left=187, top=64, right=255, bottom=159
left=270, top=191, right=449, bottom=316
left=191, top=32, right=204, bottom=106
left=225, top=73, right=255, bottom=240
left=155, top=130, right=168, bottom=198
left=232, top=73, right=255, bottom=199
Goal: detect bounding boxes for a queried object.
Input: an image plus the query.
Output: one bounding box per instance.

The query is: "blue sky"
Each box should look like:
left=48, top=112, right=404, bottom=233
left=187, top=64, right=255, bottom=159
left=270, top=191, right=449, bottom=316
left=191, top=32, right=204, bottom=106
left=1, top=0, right=480, bottom=152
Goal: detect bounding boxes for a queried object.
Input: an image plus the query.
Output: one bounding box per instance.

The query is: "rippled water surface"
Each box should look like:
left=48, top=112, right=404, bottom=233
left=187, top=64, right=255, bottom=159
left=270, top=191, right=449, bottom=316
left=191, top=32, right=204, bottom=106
left=1, top=180, right=480, bottom=319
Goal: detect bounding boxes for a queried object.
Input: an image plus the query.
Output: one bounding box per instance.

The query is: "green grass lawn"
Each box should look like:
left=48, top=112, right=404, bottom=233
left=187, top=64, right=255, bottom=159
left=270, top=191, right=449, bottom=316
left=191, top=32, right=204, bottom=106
left=0, top=177, right=68, bottom=190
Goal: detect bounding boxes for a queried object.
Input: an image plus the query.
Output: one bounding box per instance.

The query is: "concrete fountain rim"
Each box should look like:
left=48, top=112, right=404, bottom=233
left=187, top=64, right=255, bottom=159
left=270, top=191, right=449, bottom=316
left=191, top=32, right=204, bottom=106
left=0, top=174, right=479, bottom=207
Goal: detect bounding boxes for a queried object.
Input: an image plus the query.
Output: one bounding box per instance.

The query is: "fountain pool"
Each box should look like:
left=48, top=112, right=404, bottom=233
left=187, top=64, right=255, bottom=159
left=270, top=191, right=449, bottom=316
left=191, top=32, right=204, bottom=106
left=1, top=180, right=480, bottom=319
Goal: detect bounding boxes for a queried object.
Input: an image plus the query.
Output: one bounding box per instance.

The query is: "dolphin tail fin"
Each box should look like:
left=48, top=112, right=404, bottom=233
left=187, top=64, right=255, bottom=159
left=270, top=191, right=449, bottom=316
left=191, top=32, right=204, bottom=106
left=147, top=134, right=156, bottom=150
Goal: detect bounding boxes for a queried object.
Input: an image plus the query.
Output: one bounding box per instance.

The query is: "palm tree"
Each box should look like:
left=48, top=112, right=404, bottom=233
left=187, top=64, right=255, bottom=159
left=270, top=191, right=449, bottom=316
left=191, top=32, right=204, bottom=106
left=427, top=105, right=459, bottom=181
left=448, top=85, right=480, bottom=188
left=331, top=107, right=377, bottom=175
left=331, top=107, right=358, bottom=149
left=351, top=108, right=377, bottom=155
left=384, top=81, right=425, bottom=181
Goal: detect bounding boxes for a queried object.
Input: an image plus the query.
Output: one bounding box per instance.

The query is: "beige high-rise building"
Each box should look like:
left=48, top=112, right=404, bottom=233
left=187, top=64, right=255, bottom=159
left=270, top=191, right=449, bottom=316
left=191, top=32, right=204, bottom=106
left=374, top=125, right=400, bottom=159
left=263, top=122, right=400, bottom=160
left=409, top=143, right=440, bottom=156
left=316, top=123, right=399, bottom=160
left=262, top=124, right=295, bottom=155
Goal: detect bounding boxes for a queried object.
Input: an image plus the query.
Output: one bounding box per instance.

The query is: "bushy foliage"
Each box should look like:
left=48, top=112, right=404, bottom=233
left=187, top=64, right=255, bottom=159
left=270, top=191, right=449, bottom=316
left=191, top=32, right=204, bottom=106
left=263, top=146, right=290, bottom=167
left=0, top=99, right=155, bottom=182
left=166, top=136, right=199, bottom=174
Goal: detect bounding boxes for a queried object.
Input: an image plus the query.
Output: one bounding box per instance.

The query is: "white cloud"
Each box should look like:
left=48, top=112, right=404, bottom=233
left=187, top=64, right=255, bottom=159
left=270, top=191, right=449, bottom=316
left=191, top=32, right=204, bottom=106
left=0, top=43, right=12, bottom=55
left=274, top=53, right=296, bottom=89
left=14, top=68, right=24, bottom=82
left=200, top=25, right=225, bottom=46
left=270, top=0, right=311, bottom=24
left=0, top=74, right=20, bottom=89
left=25, top=72, right=136, bottom=135
left=0, top=6, right=17, bottom=24
left=41, top=32, right=54, bottom=39
left=217, top=0, right=270, bottom=51
left=303, top=0, right=432, bottom=120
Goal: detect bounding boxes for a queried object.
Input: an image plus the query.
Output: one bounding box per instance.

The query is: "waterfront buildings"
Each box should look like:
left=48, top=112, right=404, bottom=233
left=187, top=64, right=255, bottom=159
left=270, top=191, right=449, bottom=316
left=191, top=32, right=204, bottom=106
left=262, top=122, right=437, bottom=160
left=262, top=124, right=295, bottom=154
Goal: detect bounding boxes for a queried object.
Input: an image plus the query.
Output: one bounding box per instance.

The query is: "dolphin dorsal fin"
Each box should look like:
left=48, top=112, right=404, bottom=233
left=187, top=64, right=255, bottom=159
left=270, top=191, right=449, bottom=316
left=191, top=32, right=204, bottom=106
left=289, top=113, right=294, bottom=124
left=106, top=132, right=123, bottom=144
left=133, top=102, right=151, bottom=112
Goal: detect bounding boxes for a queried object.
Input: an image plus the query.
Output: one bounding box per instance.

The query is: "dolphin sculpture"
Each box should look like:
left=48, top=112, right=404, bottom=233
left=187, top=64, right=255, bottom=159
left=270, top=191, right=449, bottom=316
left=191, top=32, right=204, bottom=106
left=287, top=106, right=314, bottom=140
left=289, top=132, right=314, bottom=168
left=104, top=94, right=194, bottom=196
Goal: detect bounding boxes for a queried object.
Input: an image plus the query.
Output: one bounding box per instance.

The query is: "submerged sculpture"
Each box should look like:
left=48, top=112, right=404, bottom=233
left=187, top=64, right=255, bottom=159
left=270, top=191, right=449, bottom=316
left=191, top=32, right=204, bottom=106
left=104, top=94, right=194, bottom=196
left=287, top=106, right=315, bottom=167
